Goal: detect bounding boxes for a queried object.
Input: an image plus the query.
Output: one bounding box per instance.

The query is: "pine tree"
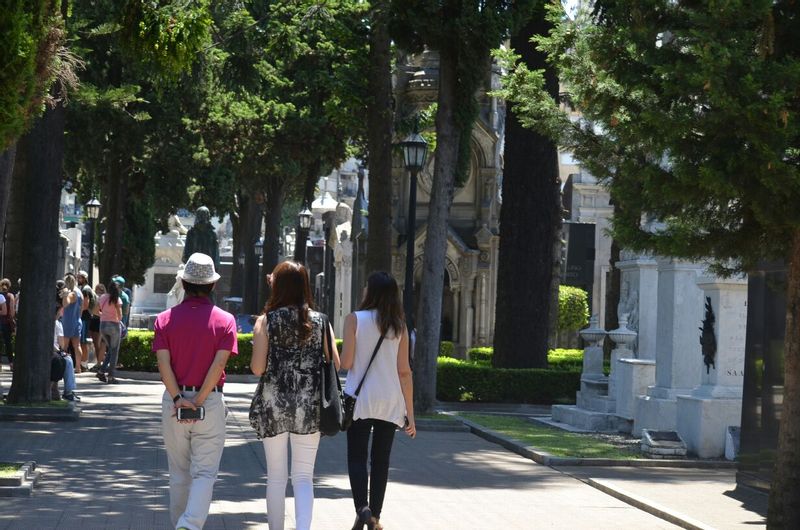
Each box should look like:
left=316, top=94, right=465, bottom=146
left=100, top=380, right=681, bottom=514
left=498, top=1, right=800, bottom=525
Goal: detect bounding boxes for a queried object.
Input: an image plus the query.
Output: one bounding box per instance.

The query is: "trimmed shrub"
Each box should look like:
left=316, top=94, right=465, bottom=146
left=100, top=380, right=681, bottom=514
left=468, top=347, right=493, bottom=363
left=437, top=357, right=580, bottom=404
left=120, top=330, right=255, bottom=374
left=558, top=285, right=589, bottom=332
left=439, top=341, right=455, bottom=357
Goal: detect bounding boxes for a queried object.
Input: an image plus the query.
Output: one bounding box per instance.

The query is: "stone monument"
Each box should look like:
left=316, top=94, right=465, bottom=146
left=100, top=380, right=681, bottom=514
left=633, top=259, right=706, bottom=435
left=676, top=275, right=748, bottom=458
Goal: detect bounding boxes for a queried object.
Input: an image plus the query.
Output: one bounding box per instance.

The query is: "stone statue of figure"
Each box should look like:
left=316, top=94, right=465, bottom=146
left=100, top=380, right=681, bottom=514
left=182, top=206, right=219, bottom=267
left=168, top=214, right=188, bottom=236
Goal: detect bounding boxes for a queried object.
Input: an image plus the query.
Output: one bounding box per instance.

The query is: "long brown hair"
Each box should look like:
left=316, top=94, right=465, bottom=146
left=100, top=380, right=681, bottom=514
left=265, top=261, right=315, bottom=340
left=358, top=271, right=405, bottom=338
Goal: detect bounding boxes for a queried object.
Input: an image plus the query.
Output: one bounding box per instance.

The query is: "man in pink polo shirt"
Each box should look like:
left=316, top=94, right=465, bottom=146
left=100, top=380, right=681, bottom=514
left=153, top=252, right=238, bottom=530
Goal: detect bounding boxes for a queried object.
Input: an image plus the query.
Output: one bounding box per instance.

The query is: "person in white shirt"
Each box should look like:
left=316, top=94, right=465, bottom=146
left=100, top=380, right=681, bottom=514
left=52, top=305, right=78, bottom=401
left=340, top=272, right=415, bottom=530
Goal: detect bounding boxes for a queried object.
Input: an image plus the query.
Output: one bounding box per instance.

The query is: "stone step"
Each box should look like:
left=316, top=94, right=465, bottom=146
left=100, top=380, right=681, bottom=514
left=577, top=393, right=617, bottom=413
left=551, top=405, right=621, bottom=432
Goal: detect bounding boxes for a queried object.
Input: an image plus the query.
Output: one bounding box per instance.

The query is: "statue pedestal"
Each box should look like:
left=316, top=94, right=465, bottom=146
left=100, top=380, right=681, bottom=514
left=677, top=276, right=747, bottom=458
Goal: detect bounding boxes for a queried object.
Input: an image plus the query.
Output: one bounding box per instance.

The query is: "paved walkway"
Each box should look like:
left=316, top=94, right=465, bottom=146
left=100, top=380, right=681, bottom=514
left=0, top=369, right=763, bottom=529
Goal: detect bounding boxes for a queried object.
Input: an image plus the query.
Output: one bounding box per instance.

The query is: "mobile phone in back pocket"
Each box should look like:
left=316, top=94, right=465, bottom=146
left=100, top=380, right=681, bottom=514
left=177, top=406, right=205, bottom=421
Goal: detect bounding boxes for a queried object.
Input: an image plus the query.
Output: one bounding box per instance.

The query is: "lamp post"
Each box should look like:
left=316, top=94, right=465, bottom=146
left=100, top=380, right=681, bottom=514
left=399, top=124, right=429, bottom=329
left=295, top=205, right=313, bottom=263
left=84, top=197, right=101, bottom=286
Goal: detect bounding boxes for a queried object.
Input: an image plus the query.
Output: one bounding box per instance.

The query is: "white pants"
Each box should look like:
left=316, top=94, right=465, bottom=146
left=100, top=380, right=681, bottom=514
left=162, top=391, right=226, bottom=530
left=262, top=431, right=321, bottom=530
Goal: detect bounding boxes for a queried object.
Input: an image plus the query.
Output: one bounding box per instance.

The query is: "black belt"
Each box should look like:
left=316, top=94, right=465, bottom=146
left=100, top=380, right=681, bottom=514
left=179, top=385, right=223, bottom=392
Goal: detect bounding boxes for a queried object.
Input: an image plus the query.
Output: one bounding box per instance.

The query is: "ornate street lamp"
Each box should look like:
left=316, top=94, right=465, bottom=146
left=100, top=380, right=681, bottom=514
left=298, top=206, right=313, bottom=230
left=84, top=197, right=101, bottom=285
left=399, top=122, right=429, bottom=329
left=254, top=237, right=264, bottom=258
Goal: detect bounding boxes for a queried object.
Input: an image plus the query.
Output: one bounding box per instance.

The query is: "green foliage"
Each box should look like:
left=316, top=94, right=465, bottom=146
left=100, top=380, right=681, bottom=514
left=558, top=286, right=589, bottom=333
left=468, top=347, right=493, bottom=363
left=119, top=0, right=211, bottom=78
left=439, top=340, right=455, bottom=357
left=120, top=330, right=254, bottom=373
left=0, top=1, right=63, bottom=150
left=498, top=1, right=800, bottom=272
left=436, top=357, right=580, bottom=404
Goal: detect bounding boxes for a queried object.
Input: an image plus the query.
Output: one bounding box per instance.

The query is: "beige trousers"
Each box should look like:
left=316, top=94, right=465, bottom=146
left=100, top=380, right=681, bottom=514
left=161, top=390, right=226, bottom=530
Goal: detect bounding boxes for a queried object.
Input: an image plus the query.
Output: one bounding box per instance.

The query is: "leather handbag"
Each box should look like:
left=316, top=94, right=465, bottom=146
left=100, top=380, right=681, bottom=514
left=342, top=332, right=385, bottom=431
left=319, top=315, right=345, bottom=436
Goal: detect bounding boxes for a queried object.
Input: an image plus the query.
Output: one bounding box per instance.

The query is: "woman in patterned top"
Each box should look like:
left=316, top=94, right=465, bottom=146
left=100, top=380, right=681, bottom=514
left=250, top=260, right=339, bottom=530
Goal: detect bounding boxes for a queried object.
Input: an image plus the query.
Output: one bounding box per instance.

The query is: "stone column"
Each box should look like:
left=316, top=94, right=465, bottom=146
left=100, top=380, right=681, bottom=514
left=608, top=314, right=636, bottom=400
left=333, top=237, right=353, bottom=337
left=616, top=253, right=659, bottom=360
left=676, top=276, right=748, bottom=458
left=633, top=259, right=705, bottom=435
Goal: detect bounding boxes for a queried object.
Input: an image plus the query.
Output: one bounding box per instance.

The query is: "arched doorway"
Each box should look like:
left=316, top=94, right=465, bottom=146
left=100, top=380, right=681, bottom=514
left=412, top=265, right=455, bottom=342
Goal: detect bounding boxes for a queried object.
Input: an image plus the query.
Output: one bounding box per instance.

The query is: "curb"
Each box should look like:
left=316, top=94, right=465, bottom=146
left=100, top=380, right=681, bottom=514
left=585, top=478, right=716, bottom=530
left=0, top=402, right=80, bottom=422
left=0, top=461, right=41, bottom=497
left=457, top=417, right=736, bottom=469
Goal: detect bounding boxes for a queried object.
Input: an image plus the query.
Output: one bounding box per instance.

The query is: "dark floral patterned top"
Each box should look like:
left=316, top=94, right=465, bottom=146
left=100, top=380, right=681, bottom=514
left=252, top=307, right=324, bottom=438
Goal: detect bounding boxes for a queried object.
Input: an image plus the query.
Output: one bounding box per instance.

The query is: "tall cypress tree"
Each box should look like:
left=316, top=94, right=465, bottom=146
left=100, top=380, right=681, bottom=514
left=492, top=6, right=560, bottom=369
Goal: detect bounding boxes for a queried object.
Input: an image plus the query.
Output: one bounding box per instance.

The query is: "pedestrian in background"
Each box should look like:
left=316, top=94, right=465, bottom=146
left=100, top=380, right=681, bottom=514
left=89, top=283, right=105, bottom=372
left=341, top=271, right=416, bottom=530
left=96, top=281, right=122, bottom=384
left=0, top=278, right=14, bottom=370
left=77, top=271, right=95, bottom=371
left=250, top=260, right=339, bottom=530
left=153, top=252, right=237, bottom=530
left=61, top=273, right=84, bottom=373
left=52, top=304, right=78, bottom=401
left=112, top=276, right=131, bottom=328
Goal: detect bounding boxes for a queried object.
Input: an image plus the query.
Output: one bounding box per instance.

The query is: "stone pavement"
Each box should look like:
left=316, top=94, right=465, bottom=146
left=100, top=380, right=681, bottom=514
left=0, top=369, right=755, bottom=529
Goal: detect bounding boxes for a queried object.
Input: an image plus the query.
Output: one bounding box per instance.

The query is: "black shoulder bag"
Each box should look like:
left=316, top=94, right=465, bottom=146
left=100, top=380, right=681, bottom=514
left=319, top=315, right=345, bottom=436
left=342, top=331, right=385, bottom=431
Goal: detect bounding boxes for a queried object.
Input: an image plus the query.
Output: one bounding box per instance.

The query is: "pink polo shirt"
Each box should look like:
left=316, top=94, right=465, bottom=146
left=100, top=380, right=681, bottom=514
left=152, top=296, right=238, bottom=387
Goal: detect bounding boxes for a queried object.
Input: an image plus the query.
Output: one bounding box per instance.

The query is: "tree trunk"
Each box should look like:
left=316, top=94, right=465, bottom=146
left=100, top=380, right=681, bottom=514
left=0, top=144, right=18, bottom=248
left=365, top=0, right=394, bottom=275
left=603, top=236, right=621, bottom=357
left=261, top=182, right=285, bottom=307
left=229, top=192, right=244, bottom=298
left=240, top=193, right=263, bottom=315
left=99, top=167, right=127, bottom=283
left=769, top=230, right=800, bottom=527
left=294, top=165, right=320, bottom=261
left=414, top=46, right=461, bottom=413
left=493, top=12, right=560, bottom=369
left=2, top=144, right=28, bottom=285
left=7, top=102, right=65, bottom=403
left=547, top=221, right=564, bottom=349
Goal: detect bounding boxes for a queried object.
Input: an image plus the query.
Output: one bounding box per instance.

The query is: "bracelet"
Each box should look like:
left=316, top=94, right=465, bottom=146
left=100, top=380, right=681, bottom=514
left=172, top=393, right=182, bottom=404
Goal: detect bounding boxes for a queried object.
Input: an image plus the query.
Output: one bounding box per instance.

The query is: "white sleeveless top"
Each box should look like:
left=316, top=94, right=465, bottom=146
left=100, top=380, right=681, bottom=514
left=344, top=310, right=406, bottom=427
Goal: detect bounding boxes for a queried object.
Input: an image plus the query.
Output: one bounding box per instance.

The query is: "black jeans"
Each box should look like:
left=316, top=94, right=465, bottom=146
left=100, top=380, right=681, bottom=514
left=347, top=418, right=397, bottom=519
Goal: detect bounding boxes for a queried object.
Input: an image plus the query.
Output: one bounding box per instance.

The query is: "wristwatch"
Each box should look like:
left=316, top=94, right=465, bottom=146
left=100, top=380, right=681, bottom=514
left=172, top=393, right=182, bottom=404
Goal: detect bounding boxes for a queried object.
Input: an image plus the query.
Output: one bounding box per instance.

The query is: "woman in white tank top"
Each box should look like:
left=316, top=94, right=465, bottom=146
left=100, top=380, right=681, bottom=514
left=341, top=271, right=415, bottom=530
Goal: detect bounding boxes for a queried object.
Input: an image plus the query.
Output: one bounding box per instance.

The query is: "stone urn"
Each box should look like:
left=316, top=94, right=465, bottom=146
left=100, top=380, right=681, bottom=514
left=580, top=315, right=607, bottom=381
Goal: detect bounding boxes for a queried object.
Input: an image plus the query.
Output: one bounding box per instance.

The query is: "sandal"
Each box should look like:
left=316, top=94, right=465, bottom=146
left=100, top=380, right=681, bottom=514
left=370, top=517, right=383, bottom=530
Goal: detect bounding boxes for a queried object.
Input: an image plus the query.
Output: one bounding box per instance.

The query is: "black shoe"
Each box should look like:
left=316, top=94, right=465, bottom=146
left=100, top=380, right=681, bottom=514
left=63, top=393, right=81, bottom=402
left=352, top=506, right=372, bottom=530
left=96, top=372, right=107, bottom=382
left=107, top=377, right=120, bottom=384
left=89, top=365, right=99, bottom=373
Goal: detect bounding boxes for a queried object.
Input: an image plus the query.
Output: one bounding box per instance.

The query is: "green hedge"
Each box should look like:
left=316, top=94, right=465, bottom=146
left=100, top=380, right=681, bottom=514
left=466, top=347, right=584, bottom=371
left=121, top=331, right=447, bottom=374
left=437, top=357, right=579, bottom=404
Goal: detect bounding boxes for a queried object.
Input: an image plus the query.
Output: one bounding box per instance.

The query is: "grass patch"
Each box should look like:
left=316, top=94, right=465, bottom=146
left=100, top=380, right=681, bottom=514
left=460, top=414, right=638, bottom=460
left=0, top=463, right=21, bottom=477
left=0, top=400, right=70, bottom=408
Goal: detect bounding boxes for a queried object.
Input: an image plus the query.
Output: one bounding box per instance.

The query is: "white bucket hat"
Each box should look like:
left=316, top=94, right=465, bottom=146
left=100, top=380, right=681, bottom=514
left=179, top=253, right=221, bottom=285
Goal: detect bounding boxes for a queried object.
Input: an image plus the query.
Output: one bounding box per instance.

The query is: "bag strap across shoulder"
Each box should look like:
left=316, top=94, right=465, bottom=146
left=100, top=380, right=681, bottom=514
left=353, top=325, right=385, bottom=398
